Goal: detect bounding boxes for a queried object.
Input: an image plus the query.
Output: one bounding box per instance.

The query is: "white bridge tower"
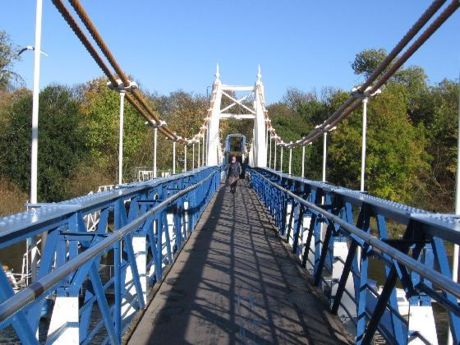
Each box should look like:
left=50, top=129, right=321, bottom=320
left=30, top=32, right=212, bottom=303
left=206, top=65, right=267, bottom=167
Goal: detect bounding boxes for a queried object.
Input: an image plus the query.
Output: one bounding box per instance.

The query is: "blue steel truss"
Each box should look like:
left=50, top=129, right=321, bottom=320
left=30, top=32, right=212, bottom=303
left=250, top=167, right=460, bottom=345
left=0, top=166, right=223, bottom=345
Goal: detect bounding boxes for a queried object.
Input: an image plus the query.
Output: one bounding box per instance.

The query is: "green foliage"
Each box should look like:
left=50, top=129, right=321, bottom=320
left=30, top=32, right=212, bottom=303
left=79, top=78, right=150, bottom=181
left=0, top=36, right=456, bottom=217
left=151, top=90, right=208, bottom=172
left=0, top=31, right=21, bottom=90
left=269, top=49, right=456, bottom=210
left=351, top=48, right=387, bottom=78
left=0, top=85, right=86, bottom=201
left=328, top=83, right=429, bottom=203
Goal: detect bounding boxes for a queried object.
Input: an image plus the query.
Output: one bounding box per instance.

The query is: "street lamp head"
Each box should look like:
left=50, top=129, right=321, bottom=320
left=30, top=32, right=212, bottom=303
left=18, top=45, right=48, bottom=57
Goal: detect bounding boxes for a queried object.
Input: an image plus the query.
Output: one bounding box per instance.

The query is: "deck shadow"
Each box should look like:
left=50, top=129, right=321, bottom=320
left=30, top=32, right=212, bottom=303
left=128, top=181, right=352, bottom=345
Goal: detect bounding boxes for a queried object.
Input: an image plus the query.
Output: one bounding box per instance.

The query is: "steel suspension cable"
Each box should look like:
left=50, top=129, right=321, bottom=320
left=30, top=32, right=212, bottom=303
left=52, top=0, right=177, bottom=140
left=269, top=0, right=459, bottom=148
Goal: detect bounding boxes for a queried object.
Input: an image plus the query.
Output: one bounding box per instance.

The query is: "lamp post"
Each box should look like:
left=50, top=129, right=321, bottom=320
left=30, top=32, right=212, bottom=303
left=29, top=0, right=43, bottom=206
left=26, top=0, right=44, bottom=284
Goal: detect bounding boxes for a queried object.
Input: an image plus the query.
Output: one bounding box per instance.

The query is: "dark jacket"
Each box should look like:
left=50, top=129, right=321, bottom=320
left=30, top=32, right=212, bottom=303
left=228, top=162, right=242, bottom=177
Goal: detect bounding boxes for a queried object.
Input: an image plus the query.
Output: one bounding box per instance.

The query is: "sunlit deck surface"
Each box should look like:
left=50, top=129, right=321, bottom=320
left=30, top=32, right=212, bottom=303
left=128, top=181, right=352, bottom=345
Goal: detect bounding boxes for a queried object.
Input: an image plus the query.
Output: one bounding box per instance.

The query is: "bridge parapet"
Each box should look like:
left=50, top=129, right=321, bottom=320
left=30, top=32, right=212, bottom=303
left=250, top=167, right=460, bottom=345
left=0, top=166, right=223, bottom=345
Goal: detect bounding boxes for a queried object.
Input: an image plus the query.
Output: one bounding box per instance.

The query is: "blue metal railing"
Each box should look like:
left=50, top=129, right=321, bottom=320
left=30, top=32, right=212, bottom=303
left=249, top=167, right=460, bottom=345
left=0, top=166, right=223, bottom=345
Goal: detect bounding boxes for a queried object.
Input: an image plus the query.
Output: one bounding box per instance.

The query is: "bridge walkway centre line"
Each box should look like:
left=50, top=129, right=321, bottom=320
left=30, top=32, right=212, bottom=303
left=127, top=180, right=352, bottom=345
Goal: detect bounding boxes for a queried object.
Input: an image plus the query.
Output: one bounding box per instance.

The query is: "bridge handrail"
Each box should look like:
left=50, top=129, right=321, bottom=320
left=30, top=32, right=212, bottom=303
left=0, top=166, right=221, bottom=324
left=250, top=167, right=460, bottom=344
left=0, top=166, right=211, bottom=249
left=261, top=168, right=460, bottom=243
left=251, top=168, right=460, bottom=299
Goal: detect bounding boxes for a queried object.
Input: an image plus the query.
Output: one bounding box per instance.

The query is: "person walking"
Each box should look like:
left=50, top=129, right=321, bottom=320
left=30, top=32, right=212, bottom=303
left=227, top=156, right=242, bottom=193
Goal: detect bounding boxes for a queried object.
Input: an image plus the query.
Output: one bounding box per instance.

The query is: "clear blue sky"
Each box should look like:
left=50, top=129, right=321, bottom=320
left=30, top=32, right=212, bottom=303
left=1, top=1, right=459, bottom=103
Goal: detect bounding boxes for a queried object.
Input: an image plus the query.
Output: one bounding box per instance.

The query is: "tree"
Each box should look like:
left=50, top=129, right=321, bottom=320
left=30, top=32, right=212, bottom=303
left=328, top=83, right=429, bottom=203
left=151, top=90, right=208, bottom=171
left=0, top=31, right=21, bottom=91
left=78, top=78, right=151, bottom=181
left=0, top=85, right=86, bottom=201
left=351, top=48, right=387, bottom=79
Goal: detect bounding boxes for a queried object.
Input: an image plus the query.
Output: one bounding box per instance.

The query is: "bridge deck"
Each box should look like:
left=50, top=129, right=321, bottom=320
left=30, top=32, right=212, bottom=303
left=127, top=181, right=351, bottom=345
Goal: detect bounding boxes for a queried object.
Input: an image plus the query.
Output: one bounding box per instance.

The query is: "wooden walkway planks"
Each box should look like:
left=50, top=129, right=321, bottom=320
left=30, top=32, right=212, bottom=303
left=128, top=181, right=351, bottom=345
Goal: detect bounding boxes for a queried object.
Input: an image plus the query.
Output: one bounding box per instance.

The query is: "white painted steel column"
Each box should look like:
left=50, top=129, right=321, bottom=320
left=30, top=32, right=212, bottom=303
left=360, top=97, right=368, bottom=192
left=449, top=74, right=460, bottom=345
left=198, top=140, right=201, bottom=167
left=301, top=145, right=306, bottom=178
left=121, top=236, right=146, bottom=321
left=192, top=143, right=195, bottom=169
left=322, top=132, right=327, bottom=182
left=202, top=134, right=205, bottom=166
left=28, top=0, right=44, bottom=283
left=265, top=125, right=269, bottom=163
left=269, top=135, right=272, bottom=169
left=204, top=128, right=207, bottom=165
left=172, top=141, right=176, bottom=174
left=30, top=0, right=43, bottom=205
left=274, top=143, right=277, bottom=171
left=153, top=127, right=158, bottom=178
left=254, top=73, right=267, bottom=167
left=184, top=145, right=187, bottom=172
left=47, top=297, right=79, bottom=344
left=280, top=146, right=284, bottom=173
left=288, top=147, right=292, bottom=175
left=207, top=66, right=223, bottom=166
left=118, top=91, right=125, bottom=185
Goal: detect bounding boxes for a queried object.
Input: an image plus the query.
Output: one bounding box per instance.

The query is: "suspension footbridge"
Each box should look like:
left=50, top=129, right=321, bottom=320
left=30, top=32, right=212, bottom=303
left=0, top=1, right=459, bottom=344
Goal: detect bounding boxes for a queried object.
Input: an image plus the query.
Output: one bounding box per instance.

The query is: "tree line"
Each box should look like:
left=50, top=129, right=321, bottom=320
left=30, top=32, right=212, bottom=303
left=0, top=30, right=458, bottom=215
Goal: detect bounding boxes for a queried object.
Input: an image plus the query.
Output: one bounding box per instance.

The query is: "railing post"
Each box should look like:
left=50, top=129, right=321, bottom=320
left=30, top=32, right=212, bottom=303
left=274, top=143, right=277, bottom=171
